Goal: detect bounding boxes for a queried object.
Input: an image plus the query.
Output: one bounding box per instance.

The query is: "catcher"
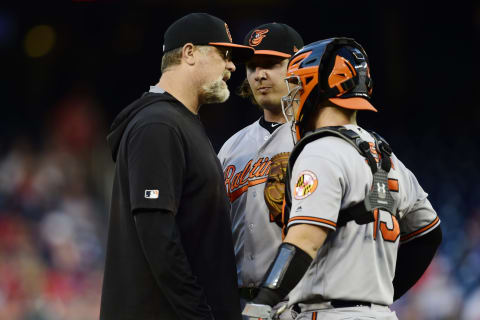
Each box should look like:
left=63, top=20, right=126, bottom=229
left=243, top=38, right=442, bottom=320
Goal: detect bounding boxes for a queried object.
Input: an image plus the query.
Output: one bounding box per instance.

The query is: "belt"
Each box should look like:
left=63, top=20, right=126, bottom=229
left=330, top=300, right=372, bottom=308
left=238, top=287, right=259, bottom=301
left=296, top=300, right=385, bottom=312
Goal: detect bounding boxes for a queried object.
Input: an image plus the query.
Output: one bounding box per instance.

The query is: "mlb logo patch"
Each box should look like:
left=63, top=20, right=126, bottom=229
left=145, top=190, right=159, bottom=199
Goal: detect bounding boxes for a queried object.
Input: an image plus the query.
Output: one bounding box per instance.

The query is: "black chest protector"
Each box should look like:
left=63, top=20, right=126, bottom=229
left=282, top=126, right=397, bottom=236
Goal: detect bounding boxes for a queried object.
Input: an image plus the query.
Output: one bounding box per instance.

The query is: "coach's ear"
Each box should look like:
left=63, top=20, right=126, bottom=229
left=182, top=43, right=195, bottom=66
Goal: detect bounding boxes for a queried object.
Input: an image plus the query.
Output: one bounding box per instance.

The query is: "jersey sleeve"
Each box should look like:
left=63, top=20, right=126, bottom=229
left=287, top=155, right=344, bottom=231
left=396, top=159, right=440, bottom=243
left=127, top=123, right=185, bottom=214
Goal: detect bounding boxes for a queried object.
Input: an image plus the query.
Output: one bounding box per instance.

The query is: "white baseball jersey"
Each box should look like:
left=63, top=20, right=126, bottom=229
left=218, top=119, right=294, bottom=288
left=287, top=124, right=440, bottom=307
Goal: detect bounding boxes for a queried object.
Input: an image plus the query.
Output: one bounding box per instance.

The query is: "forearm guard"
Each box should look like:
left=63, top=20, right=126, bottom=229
left=253, top=243, right=313, bottom=306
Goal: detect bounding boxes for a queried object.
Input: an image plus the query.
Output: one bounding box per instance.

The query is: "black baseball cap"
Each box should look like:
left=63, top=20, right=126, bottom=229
left=163, top=13, right=254, bottom=62
left=243, top=22, right=304, bottom=58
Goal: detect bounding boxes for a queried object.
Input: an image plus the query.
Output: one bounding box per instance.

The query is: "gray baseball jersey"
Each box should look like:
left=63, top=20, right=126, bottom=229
left=218, top=119, right=294, bottom=288
left=287, top=124, right=440, bottom=307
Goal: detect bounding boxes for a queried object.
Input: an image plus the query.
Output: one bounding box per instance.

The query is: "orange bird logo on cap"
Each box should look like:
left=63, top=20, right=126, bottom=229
left=249, top=29, right=269, bottom=46
left=225, top=23, right=233, bottom=43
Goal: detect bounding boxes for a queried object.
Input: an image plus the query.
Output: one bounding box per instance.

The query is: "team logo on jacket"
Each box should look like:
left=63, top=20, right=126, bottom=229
left=145, top=190, right=159, bottom=199
left=249, top=29, right=269, bottom=46
left=294, top=171, right=318, bottom=200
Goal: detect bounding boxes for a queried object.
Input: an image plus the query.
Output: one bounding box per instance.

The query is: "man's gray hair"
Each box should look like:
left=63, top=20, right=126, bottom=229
left=161, top=45, right=212, bottom=73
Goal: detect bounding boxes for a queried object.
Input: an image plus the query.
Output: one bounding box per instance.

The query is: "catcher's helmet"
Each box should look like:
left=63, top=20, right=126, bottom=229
left=281, top=37, right=376, bottom=140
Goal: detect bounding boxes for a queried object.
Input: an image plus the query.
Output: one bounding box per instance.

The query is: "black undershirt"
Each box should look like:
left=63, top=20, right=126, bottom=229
left=259, top=116, right=282, bottom=134
left=393, top=226, right=442, bottom=301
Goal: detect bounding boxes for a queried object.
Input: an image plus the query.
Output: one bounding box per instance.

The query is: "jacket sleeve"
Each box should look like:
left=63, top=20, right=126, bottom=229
left=128, top=123, right=214, bottom=319
left=134, top=210, right=215, bottom=320
left=127, top=123, right=185, bottom=214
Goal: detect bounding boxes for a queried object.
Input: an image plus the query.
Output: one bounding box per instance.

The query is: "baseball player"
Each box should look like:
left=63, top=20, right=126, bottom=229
left=243, top=38, right=442, bottom=320
left=217, top=23, right=303, bottom=316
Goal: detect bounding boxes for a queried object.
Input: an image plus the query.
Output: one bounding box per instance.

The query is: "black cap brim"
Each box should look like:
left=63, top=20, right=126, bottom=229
left=209, top=42, right=254, bottom=63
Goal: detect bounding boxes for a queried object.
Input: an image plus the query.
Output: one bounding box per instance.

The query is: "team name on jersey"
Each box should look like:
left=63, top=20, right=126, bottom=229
left=224, top=157, right=271, bottom=202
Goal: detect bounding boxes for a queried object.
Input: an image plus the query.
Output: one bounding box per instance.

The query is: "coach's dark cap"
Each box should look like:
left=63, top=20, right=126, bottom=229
left=244, top=22, right=304, bottom=58
left=163, top=13, right=254, bottom=62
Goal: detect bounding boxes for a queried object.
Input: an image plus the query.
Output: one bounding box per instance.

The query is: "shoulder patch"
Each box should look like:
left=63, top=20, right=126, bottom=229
left=294, top=170, right=318, bottom=200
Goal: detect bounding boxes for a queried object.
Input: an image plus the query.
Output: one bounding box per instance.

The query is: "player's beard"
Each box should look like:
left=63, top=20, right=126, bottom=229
left=199, top=71, right=231, bottom=104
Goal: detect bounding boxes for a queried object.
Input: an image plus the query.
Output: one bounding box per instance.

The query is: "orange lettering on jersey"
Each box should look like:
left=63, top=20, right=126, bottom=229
left=373, top=209, right=400, bottom=243
left=223, top=157, right=271, bottom=202
left=239, top=160, right=253, bottom=185
left=223, top=165, right=236, bottom=192
left=379, top=214, right=400, bottom=242
left=232, top=172, right=242, bottom=190
left=249, top=158, right=264, bottom=178
left=257, top=159, right=272, bottom=177
left=373, top=209, right=379, bottom=240
left=388, top=178, right=399, bottom=192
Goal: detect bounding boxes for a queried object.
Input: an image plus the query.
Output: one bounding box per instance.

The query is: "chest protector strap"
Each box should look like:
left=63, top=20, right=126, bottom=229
left=282, top=126, right=396, bottom=236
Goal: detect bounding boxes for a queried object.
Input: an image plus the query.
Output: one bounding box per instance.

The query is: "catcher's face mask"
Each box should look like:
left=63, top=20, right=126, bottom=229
left=281, top=37, right=376, bottom=141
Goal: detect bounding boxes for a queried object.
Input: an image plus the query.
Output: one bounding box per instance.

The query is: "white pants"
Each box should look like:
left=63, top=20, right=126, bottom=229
left=294, top=304, right=398, bottom=320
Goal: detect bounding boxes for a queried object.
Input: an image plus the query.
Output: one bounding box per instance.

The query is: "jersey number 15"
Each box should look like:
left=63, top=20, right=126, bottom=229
left=373, top=209, right=400, bottom=243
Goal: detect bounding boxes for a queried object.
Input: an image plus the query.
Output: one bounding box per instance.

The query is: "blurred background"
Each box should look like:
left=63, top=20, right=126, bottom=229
left=1, top=1, right=478, bottom=319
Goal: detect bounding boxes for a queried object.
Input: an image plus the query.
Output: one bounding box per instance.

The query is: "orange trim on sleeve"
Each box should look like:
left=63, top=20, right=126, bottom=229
left=312, top=312, right=317, bottom=320
left=400, top=216, right=440, bottom=242
left=288, top=216, right=337, bottom=228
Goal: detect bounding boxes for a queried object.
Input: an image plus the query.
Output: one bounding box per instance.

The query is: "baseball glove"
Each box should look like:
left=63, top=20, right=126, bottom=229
left=264, top=152, right=290, bottom=228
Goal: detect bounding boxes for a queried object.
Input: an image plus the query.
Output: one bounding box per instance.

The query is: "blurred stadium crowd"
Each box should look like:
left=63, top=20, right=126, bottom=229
left=0, top=93, right=111, bottom=320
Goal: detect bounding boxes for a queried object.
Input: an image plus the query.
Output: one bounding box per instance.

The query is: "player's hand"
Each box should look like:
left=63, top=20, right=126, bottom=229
left=242, top=303, right=273, bottom=320
left=242, top=302, right=287, bottom=320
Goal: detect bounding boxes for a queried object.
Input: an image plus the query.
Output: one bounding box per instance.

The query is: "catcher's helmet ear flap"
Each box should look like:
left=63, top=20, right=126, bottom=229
left=322, top=46, right=376, bottom=111
left=282, top=38, right=376, bottom=140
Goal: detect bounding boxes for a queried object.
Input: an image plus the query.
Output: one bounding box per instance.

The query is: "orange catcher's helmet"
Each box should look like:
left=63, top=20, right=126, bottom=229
left=281, top=38, right=376, bottom=140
